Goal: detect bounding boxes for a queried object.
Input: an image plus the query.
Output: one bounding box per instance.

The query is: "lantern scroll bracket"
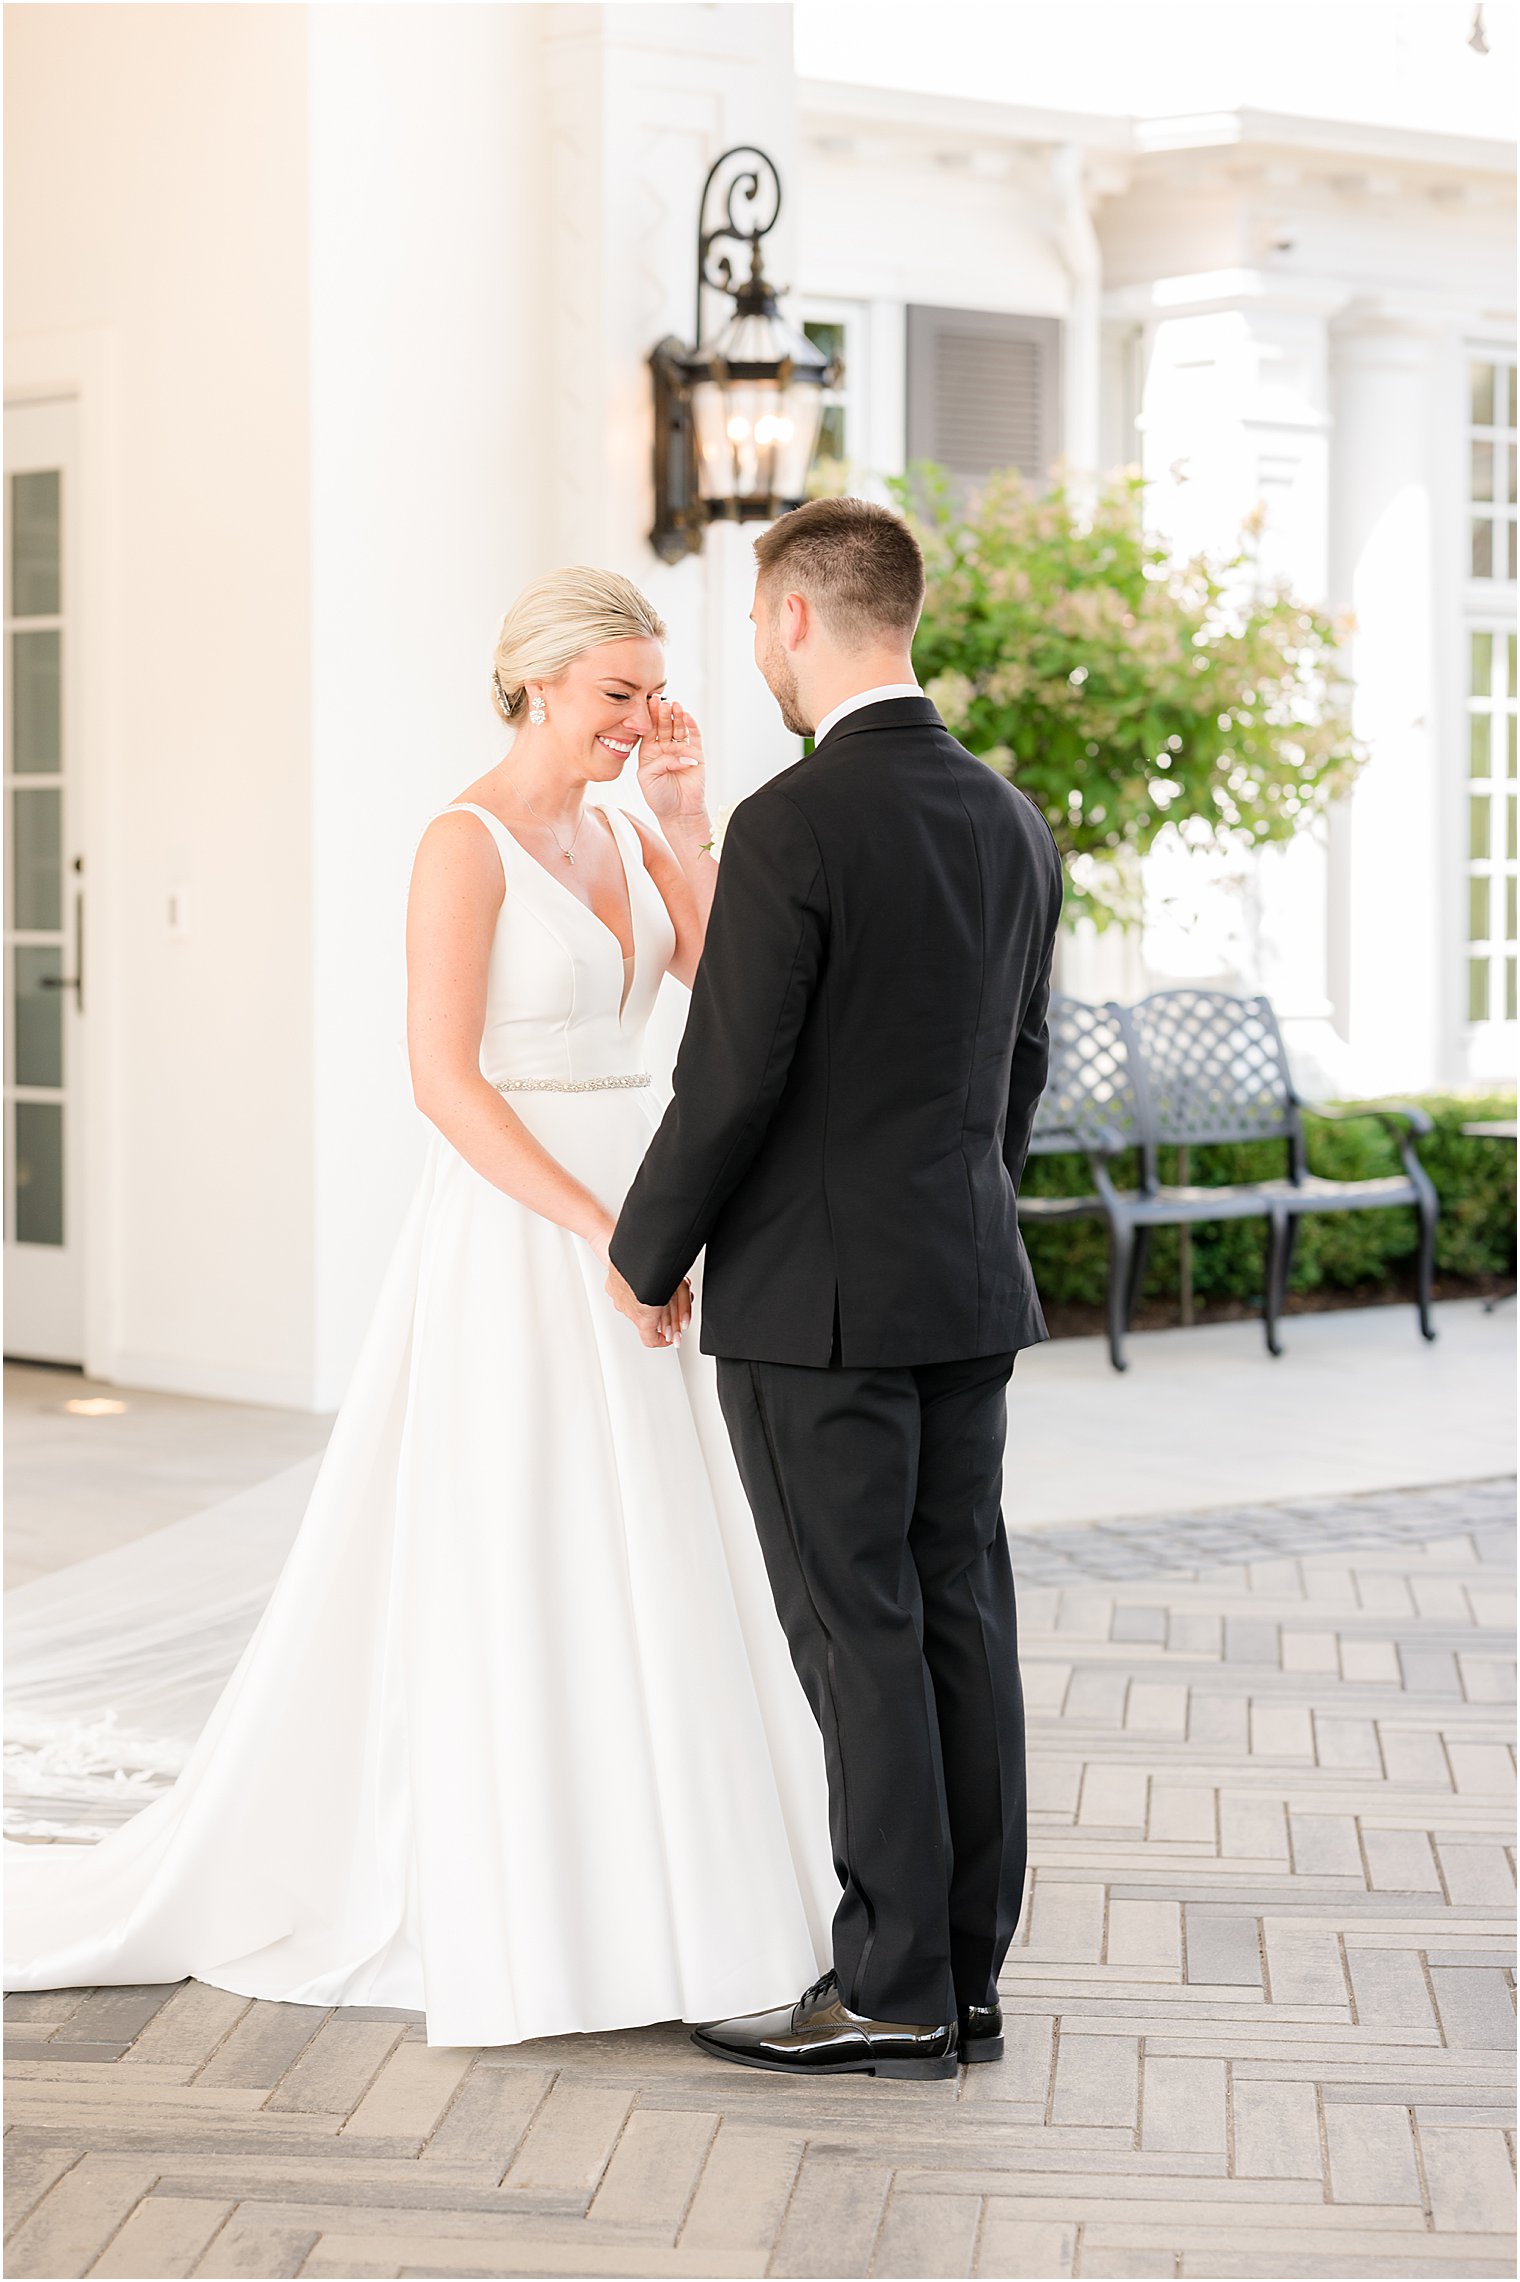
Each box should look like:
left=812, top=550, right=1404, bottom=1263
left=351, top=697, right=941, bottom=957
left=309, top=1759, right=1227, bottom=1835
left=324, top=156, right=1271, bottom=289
left=695, top=147, right=784, bottom=341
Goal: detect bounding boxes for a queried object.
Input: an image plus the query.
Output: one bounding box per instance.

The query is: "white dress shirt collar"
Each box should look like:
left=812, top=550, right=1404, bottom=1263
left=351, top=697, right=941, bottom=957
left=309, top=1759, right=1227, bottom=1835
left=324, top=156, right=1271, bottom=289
left=811, top=682, right=923, bottom=748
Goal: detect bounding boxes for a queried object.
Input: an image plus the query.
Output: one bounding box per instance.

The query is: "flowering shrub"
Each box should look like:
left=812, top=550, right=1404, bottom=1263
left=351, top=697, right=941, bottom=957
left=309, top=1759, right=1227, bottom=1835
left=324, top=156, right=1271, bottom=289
left=894, top=465, right=1363, bottom=927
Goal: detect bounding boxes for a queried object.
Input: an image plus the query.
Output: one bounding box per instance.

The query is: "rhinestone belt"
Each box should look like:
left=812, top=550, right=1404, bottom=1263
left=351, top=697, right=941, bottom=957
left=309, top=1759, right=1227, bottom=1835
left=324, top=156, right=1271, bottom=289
left=494, top=1073, right=651, bottom=1094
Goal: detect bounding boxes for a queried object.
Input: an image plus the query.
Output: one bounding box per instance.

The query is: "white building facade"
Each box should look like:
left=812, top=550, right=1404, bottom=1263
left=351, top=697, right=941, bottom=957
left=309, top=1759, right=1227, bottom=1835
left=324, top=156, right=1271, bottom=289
left=4, top=3, right=1515, bottom=1408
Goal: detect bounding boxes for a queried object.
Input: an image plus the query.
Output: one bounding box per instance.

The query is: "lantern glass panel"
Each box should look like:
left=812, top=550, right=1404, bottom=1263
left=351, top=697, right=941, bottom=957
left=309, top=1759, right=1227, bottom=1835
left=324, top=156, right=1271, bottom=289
left=772, top=379, right=826, bottom=499
left=691, top=379, right=746, bottom=501
left=691, top=378, right=825, bottom=506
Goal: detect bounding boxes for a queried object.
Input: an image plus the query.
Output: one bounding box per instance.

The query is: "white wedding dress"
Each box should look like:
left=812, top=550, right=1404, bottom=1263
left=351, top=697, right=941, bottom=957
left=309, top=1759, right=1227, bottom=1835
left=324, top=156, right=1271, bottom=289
left=4, top=803, right=837, bottom=2048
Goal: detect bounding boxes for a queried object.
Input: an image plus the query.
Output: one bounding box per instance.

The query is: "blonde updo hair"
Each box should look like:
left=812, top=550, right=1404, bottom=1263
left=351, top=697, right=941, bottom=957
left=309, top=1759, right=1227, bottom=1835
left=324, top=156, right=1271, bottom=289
left=490, top=566, right=668, bottom=724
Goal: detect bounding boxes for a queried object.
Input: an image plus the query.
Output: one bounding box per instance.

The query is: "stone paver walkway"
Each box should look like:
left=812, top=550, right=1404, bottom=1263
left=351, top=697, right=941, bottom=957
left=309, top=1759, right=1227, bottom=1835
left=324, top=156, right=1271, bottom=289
left=5, top=1476, right=1515, bottom=2280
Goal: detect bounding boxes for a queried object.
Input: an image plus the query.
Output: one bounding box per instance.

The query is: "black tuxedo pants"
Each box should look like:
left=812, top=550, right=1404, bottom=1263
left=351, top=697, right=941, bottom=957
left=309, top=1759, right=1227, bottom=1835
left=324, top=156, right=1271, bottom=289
left=716, top=1349, right=1027, bottom=2028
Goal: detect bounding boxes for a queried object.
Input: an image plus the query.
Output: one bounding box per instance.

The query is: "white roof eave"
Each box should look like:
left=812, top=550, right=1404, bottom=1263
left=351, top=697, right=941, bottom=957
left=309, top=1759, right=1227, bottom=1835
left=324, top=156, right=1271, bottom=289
left=797, top=76, right=1133, bottom=151
left=1134, top=106, right=1514, bottom=174
left=798, top=77, right=1515, bottom=179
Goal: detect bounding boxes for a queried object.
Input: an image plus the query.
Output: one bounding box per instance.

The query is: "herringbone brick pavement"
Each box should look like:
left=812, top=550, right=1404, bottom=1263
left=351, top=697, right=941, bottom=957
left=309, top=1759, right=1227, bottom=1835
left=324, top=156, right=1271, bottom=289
left=6, top=1477, right=1514, bottom=2280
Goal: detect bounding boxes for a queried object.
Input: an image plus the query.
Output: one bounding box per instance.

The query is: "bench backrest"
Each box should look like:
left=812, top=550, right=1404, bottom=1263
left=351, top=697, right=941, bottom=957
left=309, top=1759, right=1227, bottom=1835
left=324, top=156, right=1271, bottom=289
left=1125, top=989, right=1297, bottom=1151
left=1026, top=988, right=1302, bottom=1179
left=1028, top=994, right=1143, bottom=1157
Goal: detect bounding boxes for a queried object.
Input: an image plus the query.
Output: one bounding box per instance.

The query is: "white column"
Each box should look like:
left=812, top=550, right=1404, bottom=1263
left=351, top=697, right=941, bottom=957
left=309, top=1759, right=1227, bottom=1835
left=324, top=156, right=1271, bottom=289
left=1052, top=144, right=1102, bottom=480
left=1233, top=303, right=1342, bottom=1094
left=1327, top=314, right=1444, bottom=1093
left=1110, top=280, right=1346, bottom=1083
left=304, top=4, right=808, bottom=1405
left=306, top=3, right=550, bottom=1408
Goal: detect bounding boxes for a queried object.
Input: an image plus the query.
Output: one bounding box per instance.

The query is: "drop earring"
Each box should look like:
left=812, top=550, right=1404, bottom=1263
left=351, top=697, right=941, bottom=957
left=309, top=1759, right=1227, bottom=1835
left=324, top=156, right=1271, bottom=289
left=529, top=694, right=547, bottom=726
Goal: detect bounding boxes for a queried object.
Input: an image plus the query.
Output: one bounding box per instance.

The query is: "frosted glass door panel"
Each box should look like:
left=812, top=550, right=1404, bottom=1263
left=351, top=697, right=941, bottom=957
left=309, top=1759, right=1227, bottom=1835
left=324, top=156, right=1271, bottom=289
left=11, top=786, right=61, bottom=930
left=9, top=469, right=60, bottom=616
left=5, top=394, right=84, bottom=1359
left=14, top=1100, right=63, bottom=1246
left=12, top=947, right=63, bottom=1088
left=11, top=629, right=61, bottom=772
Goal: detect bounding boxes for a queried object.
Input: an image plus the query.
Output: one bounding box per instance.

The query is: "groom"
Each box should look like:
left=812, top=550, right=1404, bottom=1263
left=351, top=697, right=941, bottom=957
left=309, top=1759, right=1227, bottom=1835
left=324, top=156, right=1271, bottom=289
left=608, top=496, right=1063, bottom=2080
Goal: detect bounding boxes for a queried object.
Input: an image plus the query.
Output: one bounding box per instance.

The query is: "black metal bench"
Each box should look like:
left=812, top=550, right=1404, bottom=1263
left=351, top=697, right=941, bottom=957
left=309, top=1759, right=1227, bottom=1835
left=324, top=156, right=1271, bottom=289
left=1017, top=988, right=1439, bottom=1371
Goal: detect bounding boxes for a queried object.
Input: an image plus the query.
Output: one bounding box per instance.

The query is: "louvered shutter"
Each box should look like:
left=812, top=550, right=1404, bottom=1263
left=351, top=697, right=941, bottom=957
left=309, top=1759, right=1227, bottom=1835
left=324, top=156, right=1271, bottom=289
left=906, top=306, right=1061, bottom=483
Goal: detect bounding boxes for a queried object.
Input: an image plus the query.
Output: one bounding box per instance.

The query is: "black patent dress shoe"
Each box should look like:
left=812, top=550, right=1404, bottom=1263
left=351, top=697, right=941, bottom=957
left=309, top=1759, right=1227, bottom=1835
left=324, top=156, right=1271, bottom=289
left=692, top=1970, right=958, bottom=2080
left=958, top=1998, right=1004, bottom=2063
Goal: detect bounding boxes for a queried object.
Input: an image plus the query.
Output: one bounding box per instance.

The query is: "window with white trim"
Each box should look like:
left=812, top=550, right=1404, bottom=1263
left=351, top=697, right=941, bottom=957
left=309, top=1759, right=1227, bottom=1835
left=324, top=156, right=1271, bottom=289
left=1466, top=625, right=1517, bottom=1026
left=1463, top=354, right=1518, bottom=1040
left=1470, top=356, right=1517, bottom=582
left=797, top=302, right=862, bottom=494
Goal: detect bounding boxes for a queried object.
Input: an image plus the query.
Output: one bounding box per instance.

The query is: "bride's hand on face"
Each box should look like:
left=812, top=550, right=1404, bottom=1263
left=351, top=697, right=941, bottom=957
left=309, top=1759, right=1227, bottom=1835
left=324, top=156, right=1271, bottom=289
left=637, top=698, right=708, bottom=832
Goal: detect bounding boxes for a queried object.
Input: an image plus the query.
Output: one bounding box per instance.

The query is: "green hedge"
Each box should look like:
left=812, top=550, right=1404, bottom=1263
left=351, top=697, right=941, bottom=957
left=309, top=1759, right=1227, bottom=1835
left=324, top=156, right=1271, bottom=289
left=1021, top=1092, right=1517, bottom=1308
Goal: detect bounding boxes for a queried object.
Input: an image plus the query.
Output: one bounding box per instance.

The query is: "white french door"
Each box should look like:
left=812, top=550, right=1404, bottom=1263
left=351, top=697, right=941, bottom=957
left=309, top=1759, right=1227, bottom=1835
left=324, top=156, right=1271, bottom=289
left=5, top=396, right=85, bottom=1361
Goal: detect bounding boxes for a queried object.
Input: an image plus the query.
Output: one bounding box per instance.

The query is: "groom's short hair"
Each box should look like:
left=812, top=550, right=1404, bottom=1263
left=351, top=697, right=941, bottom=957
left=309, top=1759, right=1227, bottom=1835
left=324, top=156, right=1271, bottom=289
left=753, top=498, right=925, bottom=646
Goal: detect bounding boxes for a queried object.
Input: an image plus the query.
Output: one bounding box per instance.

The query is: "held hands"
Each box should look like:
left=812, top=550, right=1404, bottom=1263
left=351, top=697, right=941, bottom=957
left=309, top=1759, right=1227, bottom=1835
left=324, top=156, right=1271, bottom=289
left=604, top=1259, right=694, bottom=1349
left=588, top=1218, right=692, bottom=1349
left=637, top=698, right=709, bottom=837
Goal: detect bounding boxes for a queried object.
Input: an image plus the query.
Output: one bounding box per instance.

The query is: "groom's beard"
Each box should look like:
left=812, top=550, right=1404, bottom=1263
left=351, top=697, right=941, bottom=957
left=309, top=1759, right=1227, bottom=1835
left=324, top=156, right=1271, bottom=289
left=760, top=638, right=812, bottom=739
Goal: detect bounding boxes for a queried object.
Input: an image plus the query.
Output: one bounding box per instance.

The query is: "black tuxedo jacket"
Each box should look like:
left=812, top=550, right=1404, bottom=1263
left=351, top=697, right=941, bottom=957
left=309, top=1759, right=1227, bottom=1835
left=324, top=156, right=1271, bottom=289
left=610, top=696, right=1064, bottom=1366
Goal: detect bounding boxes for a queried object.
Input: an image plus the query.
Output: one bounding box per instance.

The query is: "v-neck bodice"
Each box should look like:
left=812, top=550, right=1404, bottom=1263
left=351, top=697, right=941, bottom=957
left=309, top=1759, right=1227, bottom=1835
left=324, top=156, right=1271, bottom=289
left=444, top=803, right=676, bottom=1083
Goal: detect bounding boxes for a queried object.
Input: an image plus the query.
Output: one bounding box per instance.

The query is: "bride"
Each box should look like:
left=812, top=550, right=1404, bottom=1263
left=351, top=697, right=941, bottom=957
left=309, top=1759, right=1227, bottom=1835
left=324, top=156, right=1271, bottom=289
left=4, top=567, right=838, bottom=2049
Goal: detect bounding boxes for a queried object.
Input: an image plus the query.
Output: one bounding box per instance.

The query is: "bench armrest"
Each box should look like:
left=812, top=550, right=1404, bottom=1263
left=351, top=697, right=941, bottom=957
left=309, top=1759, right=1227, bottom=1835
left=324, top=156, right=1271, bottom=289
left=1296, top=1097, right=1438, bottom=1206
left=1028, top=1120, right=1132, bottom=1163
left=1300, top=1099, right=1434, bottom=1139
left=1081, top=1121, right=1133, bottom=1160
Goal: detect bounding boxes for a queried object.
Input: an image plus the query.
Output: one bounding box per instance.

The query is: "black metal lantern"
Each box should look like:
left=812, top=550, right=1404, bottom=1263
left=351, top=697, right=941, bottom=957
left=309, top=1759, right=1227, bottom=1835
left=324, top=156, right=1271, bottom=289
left=650, top=147, right=842, bottom=563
